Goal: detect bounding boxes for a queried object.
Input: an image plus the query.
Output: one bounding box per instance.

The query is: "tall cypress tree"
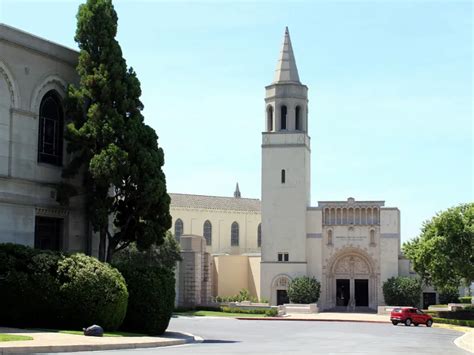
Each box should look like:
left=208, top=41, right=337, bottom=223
left=64, top=0, right=171, bottom=261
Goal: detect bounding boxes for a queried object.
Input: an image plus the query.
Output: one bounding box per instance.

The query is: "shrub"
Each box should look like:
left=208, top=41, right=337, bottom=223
left=287, top=276, right=321, bottom=304
left=459, top=296, right=472, bottom=304
left=382, top=276, right=422, bottom=307
left=0, top=243, right=129, bottom=330
left=265, top=308, right=278, bottom=317
left=433, top=317, right=474, bottom=327
left=58, top=254, right=128, bottom=330
left=438, top=287, right=460, bottom=304
left=113, top=249, right=175, bottom=335
left=214, top=289, right=259, bottom=303
left=220, top=306, right=268, bottom=314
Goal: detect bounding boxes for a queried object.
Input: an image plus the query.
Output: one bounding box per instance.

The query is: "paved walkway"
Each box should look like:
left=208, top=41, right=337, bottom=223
left=0, top=327, right=198, bottom=354
left=285, top=311, right=389, bottom=322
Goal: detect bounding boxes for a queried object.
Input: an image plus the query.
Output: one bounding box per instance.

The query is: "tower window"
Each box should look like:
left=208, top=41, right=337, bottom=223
left=174, top=218, right=183, bottom=241
left=278, top=252, right=289, bottom=262
left=295, top=106, right=301, bottom=130
left=267, top=105, right=274, bottom=131
left=281, top=169, right=286, bottom=184
left=203, top=220, right=212, bottom=246
left=280, top=105, right=287, bottom=130
left=38, top=91, right=63, bottom=165
left=257, top=223, right=262, bottom=247
left=35, top=216, right=62, bottom=251
left=231, top=221, right=239, bottom=246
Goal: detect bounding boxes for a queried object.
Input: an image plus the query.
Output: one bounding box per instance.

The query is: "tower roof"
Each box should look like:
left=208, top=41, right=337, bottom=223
left=273, top=27, right=300, bottom=84
left=234, top=183, right=241, bottom=198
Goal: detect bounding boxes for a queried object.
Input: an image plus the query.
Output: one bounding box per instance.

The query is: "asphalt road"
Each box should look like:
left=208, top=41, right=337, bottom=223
left=47, top=316, right=469, bottom=355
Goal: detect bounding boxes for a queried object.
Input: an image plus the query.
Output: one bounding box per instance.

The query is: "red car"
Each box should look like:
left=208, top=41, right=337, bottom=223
left=390, top=307, right=433, bottom=327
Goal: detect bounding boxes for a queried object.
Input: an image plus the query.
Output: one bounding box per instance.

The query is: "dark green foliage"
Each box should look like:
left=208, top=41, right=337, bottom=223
left=287, top=276, right=321, bottom=304
left=403, top=203, right=474, bottom=292
left=63, top=0, right=171, bottom=262
left=438, top=286, right=460, bottom=304
left=220, top=306, right=273, bottom=315
left=214, top=289, right=263, bottom=303
left=112, top=249, right=175, bottom=335
left=433, top=318, right=474, bottom=327
left=459, top=296, right=472, bottom=304
left=0, top=243, right=128, bottom=330
left=382, top=276, right=422, bottom=307
left=433, top=310, right=474, bottom=320
left=265, top=308, right=278, bottom=317
left=57, top=254, right=128, bottom=330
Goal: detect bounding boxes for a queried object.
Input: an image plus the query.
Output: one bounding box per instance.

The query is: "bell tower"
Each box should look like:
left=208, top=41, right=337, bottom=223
left=260, top=27, right=311, bottom=304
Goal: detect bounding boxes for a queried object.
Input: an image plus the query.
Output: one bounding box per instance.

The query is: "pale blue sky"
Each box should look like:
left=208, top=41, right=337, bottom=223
left=1, top=0, right=472, bottom=242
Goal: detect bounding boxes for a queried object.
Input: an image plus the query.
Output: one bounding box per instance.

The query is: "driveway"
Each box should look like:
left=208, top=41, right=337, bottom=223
left=47, top=316, right=469, bottom=354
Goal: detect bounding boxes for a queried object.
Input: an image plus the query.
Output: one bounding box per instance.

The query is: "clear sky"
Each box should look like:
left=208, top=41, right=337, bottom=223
left=1, top=0, right=472, bottom=243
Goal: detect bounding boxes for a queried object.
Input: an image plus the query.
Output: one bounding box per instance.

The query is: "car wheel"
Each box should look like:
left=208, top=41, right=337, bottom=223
left=392, top=321, right=398, bottom=326
left=426, top=320, right=433, bottom=327
left=405, top=318, right=412, bottom=326
left=414, top=323, right=419, bottom=326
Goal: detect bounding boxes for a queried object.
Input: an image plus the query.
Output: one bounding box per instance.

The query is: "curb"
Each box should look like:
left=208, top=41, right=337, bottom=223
left=454, top=331, right=474, bottom=354
left=236, top=317, right=389, bottom=324
left=0, top=331, right=201, bottom=354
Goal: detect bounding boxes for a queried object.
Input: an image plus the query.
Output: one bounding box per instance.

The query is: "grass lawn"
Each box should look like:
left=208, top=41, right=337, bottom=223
left=0, top=334, right=33, bottom=342
left=174, top=310, right=266, bottom=318
left=58, top=330, right=145, bottom=337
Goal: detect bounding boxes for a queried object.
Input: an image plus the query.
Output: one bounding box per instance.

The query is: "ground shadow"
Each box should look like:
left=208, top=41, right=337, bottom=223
left=202, top=339, right=240, bottom=344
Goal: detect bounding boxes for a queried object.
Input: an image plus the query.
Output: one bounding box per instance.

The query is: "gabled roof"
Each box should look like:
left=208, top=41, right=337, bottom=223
left=170, top=193, right=261, bottom=212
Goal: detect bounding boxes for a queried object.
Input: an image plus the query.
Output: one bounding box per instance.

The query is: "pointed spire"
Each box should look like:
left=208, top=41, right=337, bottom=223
left=273, top=27, right=300, bottom=84
left=234, top=183, right=241, bottom=198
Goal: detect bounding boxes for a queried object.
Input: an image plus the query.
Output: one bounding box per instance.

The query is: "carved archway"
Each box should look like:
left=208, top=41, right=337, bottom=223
left=324, top=248, right=379, bottom=310
left=271, top=274, right=291, bottom=305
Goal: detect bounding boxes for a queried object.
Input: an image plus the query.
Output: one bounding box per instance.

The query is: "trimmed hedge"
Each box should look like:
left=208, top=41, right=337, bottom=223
left=459, top=296, right=472, bottom=304
left=287, top=276, right=321, bottom=304
left=0, top=243, right=128, bottom=330
left=433, top=318, right=474, bottom=327
left=113, top=250, right=175, bottom=335
left=382, top=276, right=421, bottom=307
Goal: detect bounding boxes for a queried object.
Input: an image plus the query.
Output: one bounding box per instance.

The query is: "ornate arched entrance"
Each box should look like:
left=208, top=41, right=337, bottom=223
left=324, top=249, right=378, bottom=310
left=271, top=274, right=291, bottom=306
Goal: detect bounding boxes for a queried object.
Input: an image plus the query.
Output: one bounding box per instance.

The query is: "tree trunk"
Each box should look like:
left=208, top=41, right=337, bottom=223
left=98, top=228, right=106, bottom=262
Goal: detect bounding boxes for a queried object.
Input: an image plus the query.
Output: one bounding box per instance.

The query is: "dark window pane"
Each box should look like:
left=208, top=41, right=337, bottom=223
left=34, top=217, right=62, bottom=251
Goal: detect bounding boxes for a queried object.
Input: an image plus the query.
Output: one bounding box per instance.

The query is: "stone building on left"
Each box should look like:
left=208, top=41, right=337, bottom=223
left=0, top=24, right=91, bottom=254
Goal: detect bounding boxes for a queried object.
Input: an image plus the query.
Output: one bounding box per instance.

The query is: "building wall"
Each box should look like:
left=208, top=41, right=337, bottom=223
left=170, top=206, right=261, bottom=255
left=0, top=25, right=88, bottom=253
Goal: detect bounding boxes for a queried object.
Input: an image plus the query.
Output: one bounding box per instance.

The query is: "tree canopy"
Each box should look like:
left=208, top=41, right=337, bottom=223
left=63, top=0, right=171, bottom=261
left=403, top=203, right=474, bottom=292
left=382, top=276, right=422, bottom=307
left=287, top=276, right=321, bottom=304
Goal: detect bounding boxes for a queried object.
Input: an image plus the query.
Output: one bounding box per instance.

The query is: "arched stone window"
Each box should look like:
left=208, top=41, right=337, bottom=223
left=295, top=105, right=301, bottom=130
left=174, top=218, right=183, bottom=241
left=328, top=229, right=333, bottom=246
left=370, top=229, right=376, bottom=246
left=203, top=220, right=212, bottom=246
left=231, top=221, right=239, bottom=246
left=280, top=105, right=287, bottom=130
left=267, top=105, right=274, bottom=131
left=38, top=90, right=63, bottom=165
left=257, top=223, right=262, bottom=247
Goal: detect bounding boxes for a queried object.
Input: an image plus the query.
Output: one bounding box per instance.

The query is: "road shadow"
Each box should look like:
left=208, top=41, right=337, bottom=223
left=202, top=339, right=240, bottom=344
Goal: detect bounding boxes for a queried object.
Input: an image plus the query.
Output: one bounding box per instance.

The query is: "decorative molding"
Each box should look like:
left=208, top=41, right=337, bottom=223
left=0, top=60, right=19, bottom=107
left=10, top=107, right=36, bottom=118
left=380, top=233, right=399, bottom=238
left=307, top=233, right=322, bottom=239
left=30, top=74, right=68, bottom=113
left=35, top=206, right=69, bottom=218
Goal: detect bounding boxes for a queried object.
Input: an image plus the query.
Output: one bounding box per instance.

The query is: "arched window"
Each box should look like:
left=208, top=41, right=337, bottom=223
left=231, top=221, right=239, bottom=246
left=328, top=229, right=333, bottom=245
left=281, top=169, right=286, bottom=184
left=174, top=218, right=183, bottom=241
left=257, top=223, right=262, bottom=247
left=38, top=90, right=63, bottom=165
left=370, top=229, right=376, bottom=246
left=203, top=220, right=212, bottom=246
left=267, top=105, right=274, bottom=131
left=280, top=105, right=287, bottom=130
left=295, top=106, right=301, bottom=130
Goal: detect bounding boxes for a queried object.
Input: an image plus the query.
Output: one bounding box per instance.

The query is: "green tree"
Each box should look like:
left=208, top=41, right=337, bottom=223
left=287, top=276, right=321, bottom=304
left=63, top=0, right=171, bottom=261
left=382, top=276, right=422, bottom=307
left=403, top=203, right=474, bottom=292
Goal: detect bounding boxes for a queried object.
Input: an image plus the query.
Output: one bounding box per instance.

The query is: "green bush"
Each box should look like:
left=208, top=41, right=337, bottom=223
left=265, top=308, right=278, bottom=317
left=215, top=289, right=259, bottom=303
left=433, top=317, right=474, bottom=327
left=113, top=249, right=175, bottom=335
left=382, top=276, right=422, bottom=307
left=459, top=296, right=472, bottom=304
left=438, top=287, right=460, bottom=304
left=0, top=243, right=129, bottom=330
left=220, top=306, right=268, bottom=314
left=287, top=276, right=321, bottom=304
left=58, top=254, right=128, bottom=330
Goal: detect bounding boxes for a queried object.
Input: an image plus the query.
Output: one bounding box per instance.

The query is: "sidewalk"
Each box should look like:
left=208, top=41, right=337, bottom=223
left=0, top=327, right=199, bottom=354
